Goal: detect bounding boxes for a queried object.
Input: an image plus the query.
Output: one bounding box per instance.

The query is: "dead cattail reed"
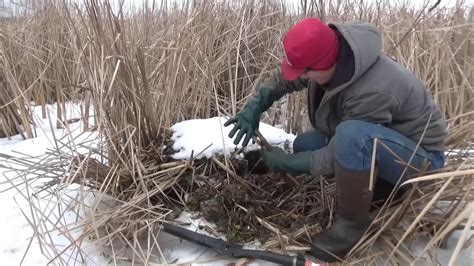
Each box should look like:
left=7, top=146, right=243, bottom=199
left=0, top=0, right=473, bottom=265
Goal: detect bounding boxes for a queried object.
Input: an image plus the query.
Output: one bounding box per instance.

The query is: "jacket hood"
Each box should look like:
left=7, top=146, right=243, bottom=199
left=329, top=22, right=382, bottom=85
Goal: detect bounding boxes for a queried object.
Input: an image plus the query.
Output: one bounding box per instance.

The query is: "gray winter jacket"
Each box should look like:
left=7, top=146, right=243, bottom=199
left=259, top=22, right=447, bottom=176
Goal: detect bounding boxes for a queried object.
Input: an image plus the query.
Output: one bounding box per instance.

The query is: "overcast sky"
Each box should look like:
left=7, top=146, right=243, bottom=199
left=1, top=0, right=473, bottom=17
left=110, top=0, right=474, bottom=11
left=111, top=0, right=473, bottom=9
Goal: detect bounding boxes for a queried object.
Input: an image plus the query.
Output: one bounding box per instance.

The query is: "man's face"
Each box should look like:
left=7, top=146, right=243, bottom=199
left=300, top=65, right=336, bottom=85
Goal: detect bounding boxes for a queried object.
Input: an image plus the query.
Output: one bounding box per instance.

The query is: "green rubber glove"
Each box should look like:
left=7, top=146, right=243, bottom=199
left=261, top=147, right=311, bottom=175
left=224, top=87, right=277, bottom=147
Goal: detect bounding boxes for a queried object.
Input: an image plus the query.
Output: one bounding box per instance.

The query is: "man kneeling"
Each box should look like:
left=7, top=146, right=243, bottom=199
left=225, top=18, right=446, bottom=262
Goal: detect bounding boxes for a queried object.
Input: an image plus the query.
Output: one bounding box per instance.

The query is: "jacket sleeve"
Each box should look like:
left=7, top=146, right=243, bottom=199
left=308, top=139, right=336, bottom=175
left=341, top=90, right=401, bottom=124
left=257, top=68, right=308, bottom=111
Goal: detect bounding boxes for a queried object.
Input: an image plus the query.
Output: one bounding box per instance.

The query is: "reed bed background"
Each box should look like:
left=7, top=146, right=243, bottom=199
left=0, top=0, right=473, bottom=264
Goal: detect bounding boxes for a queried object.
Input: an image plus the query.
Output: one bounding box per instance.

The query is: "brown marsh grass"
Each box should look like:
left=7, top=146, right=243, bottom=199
left=0, top=0, right=473, bottom=265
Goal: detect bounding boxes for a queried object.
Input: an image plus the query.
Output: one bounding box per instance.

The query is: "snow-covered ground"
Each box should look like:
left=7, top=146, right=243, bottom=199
left=171, top=117, right=295, bottom=160
left=0, top=103, right=294, bottom=265
left=0, top=103, right=106, bottom=265
left=0, top=103, right=472, bottom=265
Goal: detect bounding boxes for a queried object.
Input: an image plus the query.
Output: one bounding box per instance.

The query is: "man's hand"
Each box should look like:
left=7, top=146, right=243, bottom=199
left=261, top=147, right=289, bottom=172
left=224, top=87, right=278, bottom=147
left=224, top=109, right=259, bottom=147
left=261, top=147, right=312, bottom=175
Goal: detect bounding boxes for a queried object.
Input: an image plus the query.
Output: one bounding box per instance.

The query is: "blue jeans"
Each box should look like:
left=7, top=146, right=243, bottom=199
left=293, top=120, right=445, bottom=185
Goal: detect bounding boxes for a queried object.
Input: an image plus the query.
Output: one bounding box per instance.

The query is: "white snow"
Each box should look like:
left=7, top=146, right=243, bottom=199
left=0, top=102, right=472, bottom=265
left=171, top=117, right=295, bottom=160
left=0, top=103, right=106, bottom=265
left=0, top=103, right=293, bottom=265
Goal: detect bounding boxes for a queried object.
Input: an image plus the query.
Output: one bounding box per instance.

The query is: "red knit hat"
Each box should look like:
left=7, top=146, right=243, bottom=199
left=280, top=18, right=340, bottom=81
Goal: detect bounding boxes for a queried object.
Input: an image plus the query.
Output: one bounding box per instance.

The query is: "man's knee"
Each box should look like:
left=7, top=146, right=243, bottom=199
left=334, top=120, right=377, bottom=168
left=334, top=120, right=374, bottom=147
left=293, top=130, right=327, bottom=153
left=292, top=135, right=307, bottom=153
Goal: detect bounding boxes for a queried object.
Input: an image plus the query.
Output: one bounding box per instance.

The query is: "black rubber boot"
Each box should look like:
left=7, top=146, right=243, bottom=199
left=309, top=163, right=374, bottom=262
left=371, top=178, right=406, bottom=211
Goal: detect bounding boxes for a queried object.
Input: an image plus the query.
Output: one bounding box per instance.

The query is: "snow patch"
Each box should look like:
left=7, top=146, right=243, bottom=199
left=171, top=117, right=295, bottom=159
